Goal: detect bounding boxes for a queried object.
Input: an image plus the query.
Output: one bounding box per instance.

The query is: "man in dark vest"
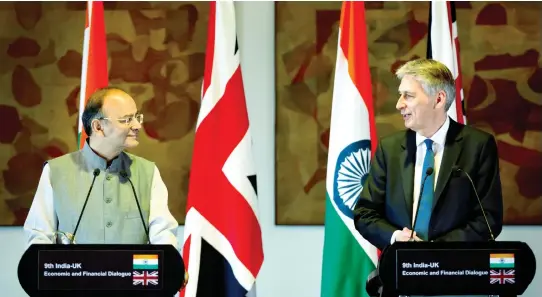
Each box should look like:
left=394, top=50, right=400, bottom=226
left=24, top=86, right=178, bottom=247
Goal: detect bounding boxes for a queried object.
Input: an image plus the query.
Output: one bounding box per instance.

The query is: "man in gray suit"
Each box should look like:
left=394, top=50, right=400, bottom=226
left=24, top=86, right=178, bottom=247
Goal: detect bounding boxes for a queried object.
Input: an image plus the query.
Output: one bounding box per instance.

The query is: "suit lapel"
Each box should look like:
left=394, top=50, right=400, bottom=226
left=401, top=130, right=417, bottom=225
left=433, top=119, right=464, bottom=208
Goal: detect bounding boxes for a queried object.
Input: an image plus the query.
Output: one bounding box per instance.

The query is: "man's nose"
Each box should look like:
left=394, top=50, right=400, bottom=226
left=130, top=119, right=142, bottom=130
left=396, top=97, right=405, bottom=110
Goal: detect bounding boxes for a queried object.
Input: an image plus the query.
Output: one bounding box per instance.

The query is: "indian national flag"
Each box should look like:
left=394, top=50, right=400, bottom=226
left=490, top=254, right=515, bottom=269
left=133, top=254, right=159, bottom=270
left=77, top=0, right=109, bottom=149
left=321, top=2, right=378, bottom=297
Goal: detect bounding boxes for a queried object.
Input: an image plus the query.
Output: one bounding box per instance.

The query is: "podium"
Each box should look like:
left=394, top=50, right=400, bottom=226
left=366, top=241, right=537, bottom=297
left=18, top=244, right=186, bottom=297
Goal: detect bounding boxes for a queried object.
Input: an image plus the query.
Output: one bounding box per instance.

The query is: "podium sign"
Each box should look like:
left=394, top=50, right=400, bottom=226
left=19, top=244, right=185, bottom=297
left=397, top=247, right=521, bottom=295
left=375, top=241, right=536, bottom=296
left=38, top=249, right=164, bottom=290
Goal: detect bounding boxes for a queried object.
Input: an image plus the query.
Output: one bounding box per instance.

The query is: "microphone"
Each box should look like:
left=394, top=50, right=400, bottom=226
left=410, top=167, right=434, bottom=241
left=120, top=170, right=151, bottom=244
left=72, top=169, right=101, bottom=243
left=452, top=166, right=495, bottom=242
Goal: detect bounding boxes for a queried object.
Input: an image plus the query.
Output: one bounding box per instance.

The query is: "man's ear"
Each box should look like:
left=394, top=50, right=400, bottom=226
left=91, top=119, right=102, bottom=134
left=435, top=90, right=447, bottom=109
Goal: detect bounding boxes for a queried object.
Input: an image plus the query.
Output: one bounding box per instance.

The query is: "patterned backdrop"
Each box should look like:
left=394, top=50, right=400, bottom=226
left=275, top=1, right=542, bottom=225
left=1, top=2, right=541, bottom=227
left=0, top=2, right=208, bottom=225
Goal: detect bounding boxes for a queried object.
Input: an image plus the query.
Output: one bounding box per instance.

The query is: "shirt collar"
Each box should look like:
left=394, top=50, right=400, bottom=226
left=416, top=116, right=450, bottom=148
left=81, top=140, right=131, bottom=173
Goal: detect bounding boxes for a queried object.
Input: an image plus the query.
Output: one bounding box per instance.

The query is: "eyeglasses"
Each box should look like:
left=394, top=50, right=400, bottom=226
left=99, top=113, right=144, bottom=126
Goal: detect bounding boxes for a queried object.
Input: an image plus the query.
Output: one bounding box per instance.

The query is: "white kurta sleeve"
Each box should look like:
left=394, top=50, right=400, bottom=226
left=148, top=165, right=179, bottom=248
left=23, top=163, right=57, bottom=246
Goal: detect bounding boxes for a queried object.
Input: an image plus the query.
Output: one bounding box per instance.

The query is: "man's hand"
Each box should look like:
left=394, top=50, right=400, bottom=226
left=396, top=227, right=423, bottom=242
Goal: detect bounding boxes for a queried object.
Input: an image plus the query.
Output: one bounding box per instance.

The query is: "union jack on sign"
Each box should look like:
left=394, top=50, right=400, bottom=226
left=490, top=269, right=515, bottom=284
left=133, top=271, right=159, bottom=286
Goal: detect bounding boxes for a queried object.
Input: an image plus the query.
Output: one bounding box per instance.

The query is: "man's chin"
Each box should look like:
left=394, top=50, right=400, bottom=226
left=403, top=117, right=415, bottom=129
left=124, top=138, right=139, bottom=148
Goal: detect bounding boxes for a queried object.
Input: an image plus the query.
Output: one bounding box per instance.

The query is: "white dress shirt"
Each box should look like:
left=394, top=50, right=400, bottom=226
left=394, top=118, right=489, bottom=297
left=24, top=164, right=179, bottom=248
left=391, top=117, right=450, bottom=243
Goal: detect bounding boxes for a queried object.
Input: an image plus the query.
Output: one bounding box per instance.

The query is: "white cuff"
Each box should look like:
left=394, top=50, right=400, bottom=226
left=390, top=230, right=401, bottom=244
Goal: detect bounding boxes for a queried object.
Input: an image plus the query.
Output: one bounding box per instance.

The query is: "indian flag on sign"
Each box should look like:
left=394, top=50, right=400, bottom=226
left=321, top=2, right=378, bottom=297
left=490, top=254, right=514, bottom=269
left=133, top=254, right=159, bottom=270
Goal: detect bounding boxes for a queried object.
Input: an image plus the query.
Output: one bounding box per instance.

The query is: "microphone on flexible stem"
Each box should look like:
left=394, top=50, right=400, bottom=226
left=452, top=166, right=496, bottom=242
left=410, top=167, right=434, bottom=241
left=72, top=169, right=101, bottom=243
left=120, top=170, right=151, bottom=244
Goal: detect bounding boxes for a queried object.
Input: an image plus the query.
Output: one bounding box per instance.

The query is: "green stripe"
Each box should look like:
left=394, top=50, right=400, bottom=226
left=133, top=264, right=158, bottom=270
left=321, top=193, right=375, bottom=297
left=490, top=263, right=514, bottom=268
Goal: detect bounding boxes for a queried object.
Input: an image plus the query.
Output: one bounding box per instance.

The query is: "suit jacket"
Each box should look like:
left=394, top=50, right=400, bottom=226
left=353, top=118, right=504, bottom=250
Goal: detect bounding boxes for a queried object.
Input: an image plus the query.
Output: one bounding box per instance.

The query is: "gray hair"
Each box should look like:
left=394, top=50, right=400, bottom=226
left=395, top=59, right=456, bottom=111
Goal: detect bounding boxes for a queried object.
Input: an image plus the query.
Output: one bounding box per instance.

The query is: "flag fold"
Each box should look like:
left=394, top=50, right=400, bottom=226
left=427, top=1, right=466, bottom=123
left=77, top=0, right=109, bottom=148
left=181, top=2, right=264, bottom=297
left=321, top=2, right=378, bottom=297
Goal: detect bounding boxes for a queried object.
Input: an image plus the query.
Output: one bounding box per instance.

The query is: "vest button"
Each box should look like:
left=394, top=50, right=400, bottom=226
left=106, top=175, right=112, bottom=181
left=106, top=221, right=113, bottom=228
left=105, top=197, right=112, bottom=203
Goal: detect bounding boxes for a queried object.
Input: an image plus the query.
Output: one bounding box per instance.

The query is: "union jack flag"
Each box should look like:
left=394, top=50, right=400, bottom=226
left=133, top=271, right=159, bottom=286
left=180, top=2, right=263, bottom=297
left=490, top=269, right=515, bottom=284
